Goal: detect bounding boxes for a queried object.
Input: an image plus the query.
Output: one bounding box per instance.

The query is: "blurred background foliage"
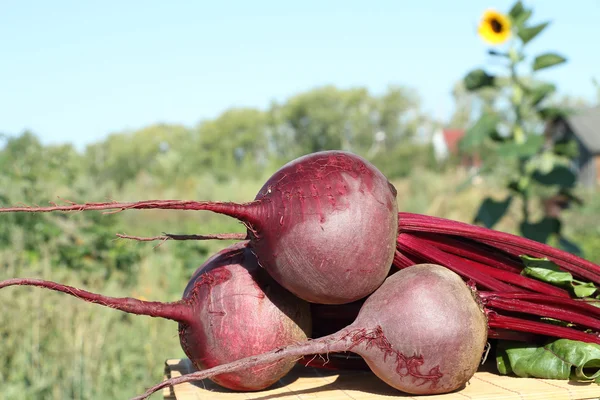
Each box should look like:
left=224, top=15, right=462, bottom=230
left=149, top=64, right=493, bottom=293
left=0, top=60, right=598, bottom=400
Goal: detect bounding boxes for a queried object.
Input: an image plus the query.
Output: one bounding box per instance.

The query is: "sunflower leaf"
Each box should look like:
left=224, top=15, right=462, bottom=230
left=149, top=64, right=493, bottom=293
left=464, top=69, right=495, bottom=91
left=531, top=164, right=577, bottom=188
left=513, top=9, right=533, bottom=28
left=518, top=21, right=550, bottom=45
left=508, top=1, right=526, bottom=21
left=533, top=53, right=567, bottom=71
left=496, top=339, right=600, bottom=383
left=459, top=113, right=499, bottom=151
left=496, top=134, right=544, bottom=159
left=473, top=196, right=513, bottom=228
left=530, top=82, right=556, bottom=107
left=519, top=217, right=560, bottom=243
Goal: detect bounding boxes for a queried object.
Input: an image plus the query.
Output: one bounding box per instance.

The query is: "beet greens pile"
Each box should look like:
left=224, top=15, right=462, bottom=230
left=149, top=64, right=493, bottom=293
left=1, top=150, right=600, bottom=399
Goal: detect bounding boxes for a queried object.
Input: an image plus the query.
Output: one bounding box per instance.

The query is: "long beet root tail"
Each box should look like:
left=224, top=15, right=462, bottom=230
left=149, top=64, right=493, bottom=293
left=130, top=333, right=351, bottom=400
left=0, top=199, right=263, bottom=229
left=116, top=232, right=248, bottom=242
left=0, top=278, right=192, bottom=324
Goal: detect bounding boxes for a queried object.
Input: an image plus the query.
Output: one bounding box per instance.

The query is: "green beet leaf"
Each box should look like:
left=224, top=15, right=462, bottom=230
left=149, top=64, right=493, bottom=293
left=496, top=339, right=600, bottom=383
left=520, top=255, right=598, bottom=298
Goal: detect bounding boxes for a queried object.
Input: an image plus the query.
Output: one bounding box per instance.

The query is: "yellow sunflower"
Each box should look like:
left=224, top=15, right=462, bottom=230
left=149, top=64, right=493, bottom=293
left=478, top=9, right=511, bottom=45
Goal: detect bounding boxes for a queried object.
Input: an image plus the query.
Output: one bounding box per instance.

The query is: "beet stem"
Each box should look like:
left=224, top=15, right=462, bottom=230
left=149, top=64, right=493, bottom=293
left=480, top=292, right=600, bottom=317
left=0, top=199, right=262, bottom=227
left=487, top=328, right=541, bottom=342
left=487, top=313, right=600, bottom=344
left=0, top=278, right=192, bottom=324
left=477, top=238, right=600, bottom=284
left=406, top=235, right=570, bottom=297
left=409, top=232, right=522, bottom=273
left=393, top=250, right=418, bottom=269
left=397, top=234, right=516, bottom=292
left=116, top=232, right=248, bottom=242
left=398, top=213, right=600, bottom=285
left=484, top=298, right=600, bottom=331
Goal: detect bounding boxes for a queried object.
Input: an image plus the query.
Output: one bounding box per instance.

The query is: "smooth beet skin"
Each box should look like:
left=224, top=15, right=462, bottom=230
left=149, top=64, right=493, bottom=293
left=248, top=151, right=399, bottom=304
left=133, top=264, right=489, bottom=400
left=350, top=264, right=488, bottom=394
left=178, top=242, right=312, bottom=390
left=0, top=242, right=312, bottom=392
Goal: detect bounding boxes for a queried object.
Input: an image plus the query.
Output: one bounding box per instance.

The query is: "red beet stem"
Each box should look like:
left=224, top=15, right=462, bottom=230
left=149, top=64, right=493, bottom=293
left=484, top=297, right=600, bottom=331
left=0, top=278, right=192, bottom=324
left=397, top=234, right=517, bottom=292
left=393, top=250, right=419, bottom=269
left=479, top=292, right=600, bottom=317
left=398, top=212, right=600, bottom=285
left=487, top=328, right=541, bottom=343
left=462, top=258, right=569, bottom=297
left=476, top=237, right=600, bottom=284
left=0, top=200, right=262, bottom=228
left=487, top=312, right=600, bottom=345
left=409, top=232, right=522, bottom=273
left=131, top=330, right=352, bottom=400
left=409, top=235, right=570, bottom=297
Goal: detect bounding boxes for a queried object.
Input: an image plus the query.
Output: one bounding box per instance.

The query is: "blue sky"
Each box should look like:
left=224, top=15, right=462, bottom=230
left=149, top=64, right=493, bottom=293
left=1, top=1, right=598, bottom=150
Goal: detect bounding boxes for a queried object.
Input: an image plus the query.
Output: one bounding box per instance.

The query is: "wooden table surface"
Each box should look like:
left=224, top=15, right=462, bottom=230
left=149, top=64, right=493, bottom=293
left=161, top=358, right=600, bottom=400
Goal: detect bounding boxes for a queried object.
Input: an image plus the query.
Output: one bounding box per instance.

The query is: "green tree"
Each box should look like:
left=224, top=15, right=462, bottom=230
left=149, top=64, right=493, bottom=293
left=269, top=85, right=425, bottom=163
left=85, top=123, right=191, bottom=188
left=189, top=108, right=271, bottom=180
left=269, top=86, right=373, bottom=158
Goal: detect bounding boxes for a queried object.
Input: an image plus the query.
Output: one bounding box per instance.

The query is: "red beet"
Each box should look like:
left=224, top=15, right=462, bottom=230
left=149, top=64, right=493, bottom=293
left=132, top=264, right=489, bottom=399
left=0, top=242, right=312, bottom=391
left=0, top=151, right=399, bottom=305
left=248, top=151, right=399, bottom=304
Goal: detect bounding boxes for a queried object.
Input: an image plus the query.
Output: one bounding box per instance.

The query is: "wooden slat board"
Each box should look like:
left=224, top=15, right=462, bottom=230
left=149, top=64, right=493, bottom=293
left=161, top=359, right=600, bottom=400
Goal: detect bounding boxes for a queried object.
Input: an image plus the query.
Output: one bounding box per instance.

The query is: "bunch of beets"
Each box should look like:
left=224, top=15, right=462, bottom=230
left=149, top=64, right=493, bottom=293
left=2, top=151, right=600, bottom=400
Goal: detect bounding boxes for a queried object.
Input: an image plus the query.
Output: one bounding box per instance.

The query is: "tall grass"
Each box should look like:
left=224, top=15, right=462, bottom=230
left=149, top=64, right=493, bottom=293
left=0, top=252, right=185, bottom=400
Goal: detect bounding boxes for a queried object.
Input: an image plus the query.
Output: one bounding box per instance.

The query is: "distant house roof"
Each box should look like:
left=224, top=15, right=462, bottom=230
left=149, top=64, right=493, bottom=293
left=564, top=105, right=600, bottom=153
left=442, top=129, right=465, bottom=154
